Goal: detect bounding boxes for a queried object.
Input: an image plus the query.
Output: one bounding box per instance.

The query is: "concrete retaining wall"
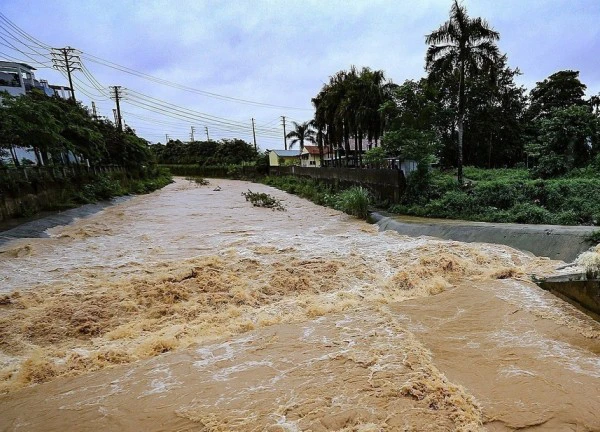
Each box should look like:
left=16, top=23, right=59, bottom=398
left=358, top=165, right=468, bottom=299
left=537, top=276, right=600, bottom=320
left=269, top=166, right=405, bottom=203
left=372, top=212, right=598, bottom=262
left=0, top=166, right=125, bottom=222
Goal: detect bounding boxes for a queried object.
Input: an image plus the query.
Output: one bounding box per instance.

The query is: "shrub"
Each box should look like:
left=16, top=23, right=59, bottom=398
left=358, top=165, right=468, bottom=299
left=508, top=203, right=553, bottom=224
left=241, top=190, right=285, bottom=211
left=331, top=186, right=372, bottom=219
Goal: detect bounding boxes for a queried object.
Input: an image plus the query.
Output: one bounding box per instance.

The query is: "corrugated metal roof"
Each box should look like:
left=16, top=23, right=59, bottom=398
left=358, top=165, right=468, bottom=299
left=270, top=150, right=300, bottom=157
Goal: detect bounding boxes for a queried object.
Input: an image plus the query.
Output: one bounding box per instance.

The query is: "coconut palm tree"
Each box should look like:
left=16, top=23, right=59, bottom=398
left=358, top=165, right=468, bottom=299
left=286, top=121, right=316, bottom=154
left=425, top=0, right=500, bottom=185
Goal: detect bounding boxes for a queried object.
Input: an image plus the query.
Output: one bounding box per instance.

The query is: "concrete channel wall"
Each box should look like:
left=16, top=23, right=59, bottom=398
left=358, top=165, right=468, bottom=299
left=0, top=166, right=125, bottom=222
left=537, top=275, right=600, bottom=320
left=372, top=212, right=598, bottom=263
left=269, top=166, right=406, bottom=203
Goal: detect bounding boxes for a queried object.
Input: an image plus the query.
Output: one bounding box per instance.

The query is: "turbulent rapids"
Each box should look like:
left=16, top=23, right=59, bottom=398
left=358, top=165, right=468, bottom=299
left=0, top=178, right=599, bottom=431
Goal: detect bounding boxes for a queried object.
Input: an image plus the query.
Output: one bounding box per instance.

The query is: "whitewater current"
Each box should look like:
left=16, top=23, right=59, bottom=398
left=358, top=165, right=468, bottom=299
left=0, top=178, right=598, bottom=431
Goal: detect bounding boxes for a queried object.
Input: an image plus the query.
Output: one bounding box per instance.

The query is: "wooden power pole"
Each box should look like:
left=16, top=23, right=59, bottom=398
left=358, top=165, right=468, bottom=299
left=251, top=118, right=257, bottom=151
left=281, top=116, right=287, bottom=150
left=50, top=46, right=81, bottom=102
left=109, top=86, right=123, bottom=132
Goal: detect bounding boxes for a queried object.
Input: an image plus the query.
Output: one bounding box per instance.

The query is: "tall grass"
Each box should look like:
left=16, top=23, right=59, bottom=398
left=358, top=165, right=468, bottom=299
left=262, top=176, right=372, bottom=219
left=329, top=187, right=372, bottom=219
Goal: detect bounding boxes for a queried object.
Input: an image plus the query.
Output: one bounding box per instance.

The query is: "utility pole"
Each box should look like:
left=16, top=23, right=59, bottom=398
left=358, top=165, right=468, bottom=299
left=190, top=126, right=195, bottom=142
left=251, top=118, right=257, bottom=151
left=205, top=126, right=210, bottom=141
left=91, top=101, right=98, bottom=120
left=281, top=116, right=287, bottom=150
left=165, top=134, right=170, bottom=143
left=50, top=47, right=81, bottom=102
left=109, top=86, right=123, bottom=132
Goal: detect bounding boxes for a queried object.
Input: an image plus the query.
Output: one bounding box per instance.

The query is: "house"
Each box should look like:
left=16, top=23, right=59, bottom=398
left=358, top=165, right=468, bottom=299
left=322, top=137, right=376, bottom=167
left=0, top=61, right=55, bottom=97
left=267, top=149, right=301, bottom=166
left=300, top=145, right=329, bottom=167
left=49, top=84, right=73, bottom=99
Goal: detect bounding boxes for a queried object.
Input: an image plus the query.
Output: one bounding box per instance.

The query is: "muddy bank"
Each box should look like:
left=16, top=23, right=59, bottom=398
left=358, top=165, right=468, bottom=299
left=372, top=212, right=597, bottom=262
left=1, top=178, right=599, bottom=431
left=0, top=196, right=131, bottom=247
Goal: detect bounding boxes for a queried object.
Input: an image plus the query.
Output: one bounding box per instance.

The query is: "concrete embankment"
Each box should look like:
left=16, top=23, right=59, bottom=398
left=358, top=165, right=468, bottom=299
left=372, top=212, right=598, bottom=262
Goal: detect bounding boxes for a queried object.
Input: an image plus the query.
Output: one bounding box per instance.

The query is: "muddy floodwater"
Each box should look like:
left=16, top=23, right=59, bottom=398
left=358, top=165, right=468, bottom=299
left=0, top=178, right=599, bottom=431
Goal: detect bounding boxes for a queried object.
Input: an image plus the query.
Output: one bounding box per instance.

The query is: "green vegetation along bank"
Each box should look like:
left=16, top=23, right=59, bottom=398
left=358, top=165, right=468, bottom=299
left=392, top=166, right=600, bottom=226
left=258, top=168, right=600, bottom=231
left=0, top=167, right=172, bottom=221
left=260, top=175, right=372, bottom=219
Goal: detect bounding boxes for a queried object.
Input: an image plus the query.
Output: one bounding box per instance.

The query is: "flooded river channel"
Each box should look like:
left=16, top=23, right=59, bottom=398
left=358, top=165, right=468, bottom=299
left=0, top=178, right=599, bottom=431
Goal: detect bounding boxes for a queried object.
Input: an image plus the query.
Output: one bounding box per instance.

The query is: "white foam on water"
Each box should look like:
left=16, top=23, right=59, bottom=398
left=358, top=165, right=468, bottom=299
left=139, top=365, right=181, bottom=398
left=491, top=329, right=600, bottom=378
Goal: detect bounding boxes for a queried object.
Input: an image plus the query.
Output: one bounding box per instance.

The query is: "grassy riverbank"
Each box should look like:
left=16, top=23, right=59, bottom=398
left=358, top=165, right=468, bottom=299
left=393, top=167, right=600, bottom=226
left=259, top=168, right=600, bottom=227
left=261, top=175, right=372, bottom=219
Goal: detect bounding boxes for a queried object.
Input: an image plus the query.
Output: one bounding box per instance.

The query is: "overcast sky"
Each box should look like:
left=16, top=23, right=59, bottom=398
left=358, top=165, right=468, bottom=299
left=2, top=0, right=599, bottom=149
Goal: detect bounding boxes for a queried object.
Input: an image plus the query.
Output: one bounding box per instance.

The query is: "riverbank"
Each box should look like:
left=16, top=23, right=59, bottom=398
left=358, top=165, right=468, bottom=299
left=372, top=212, right=598, bottom=263
left=1, top=178, right=599, bottom=430
left=0, top=168, right=172, bottom=223
left=0, top=196, right=131, bottom=246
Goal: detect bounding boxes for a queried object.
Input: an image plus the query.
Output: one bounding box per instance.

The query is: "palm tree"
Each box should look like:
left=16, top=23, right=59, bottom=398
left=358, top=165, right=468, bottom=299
left=286, top=121, right=316, bottom=155
left=425, top=0, right=500, bottom=185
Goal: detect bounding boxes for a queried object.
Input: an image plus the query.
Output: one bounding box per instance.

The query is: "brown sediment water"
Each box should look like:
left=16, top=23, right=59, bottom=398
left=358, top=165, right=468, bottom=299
left=0, top=178, right=599, bottom=431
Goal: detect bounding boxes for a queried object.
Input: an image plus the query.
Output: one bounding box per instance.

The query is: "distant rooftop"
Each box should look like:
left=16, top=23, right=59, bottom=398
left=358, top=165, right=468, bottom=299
left=0, top=60, right=36, bottom=71
left=269, top=149, right=300, bottom=157
left=303, top=145, right=330, bottom=155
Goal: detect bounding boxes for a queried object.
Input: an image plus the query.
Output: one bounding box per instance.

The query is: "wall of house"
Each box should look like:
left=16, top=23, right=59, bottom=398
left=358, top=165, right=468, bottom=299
left=268, top=152, right=280, bottom=166
left=269, top=166, right=405, bottom=203
left=301, top=153, right=320, bottom=168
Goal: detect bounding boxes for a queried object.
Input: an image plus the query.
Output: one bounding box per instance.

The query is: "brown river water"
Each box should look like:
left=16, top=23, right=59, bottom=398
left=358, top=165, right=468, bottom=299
left=0, top=178, right=599, bottom=431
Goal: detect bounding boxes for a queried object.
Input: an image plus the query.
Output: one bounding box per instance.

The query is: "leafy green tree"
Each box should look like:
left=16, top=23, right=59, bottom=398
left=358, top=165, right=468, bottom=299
left=527, top=105, right=599, bottom=177
left=462, top=56, right=527, bottom=167
left=382, top=129, right=438, bottom=163
left=363, top=146, right=387, bottom=168
left=528, top=70, right=587, bottom=119
left=0, top=90, right=63, bottom=165
left=216, top=139, right=258, bottom=165
left=425, top=0, right=500, bottom=184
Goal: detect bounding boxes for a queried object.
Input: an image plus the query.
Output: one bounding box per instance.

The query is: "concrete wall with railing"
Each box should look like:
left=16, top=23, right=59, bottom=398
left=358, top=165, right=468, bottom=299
left=268, top=166, right=406, bottom=203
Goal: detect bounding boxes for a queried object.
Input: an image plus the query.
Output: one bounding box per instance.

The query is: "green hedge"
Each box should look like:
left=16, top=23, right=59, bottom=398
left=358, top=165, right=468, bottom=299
left=390, top=168, right=600, bottom=225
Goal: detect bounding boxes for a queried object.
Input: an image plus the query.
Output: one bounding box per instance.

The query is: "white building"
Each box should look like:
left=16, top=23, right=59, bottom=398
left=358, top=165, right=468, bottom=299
left=0, top=61, right=55, bottom=97
left=300, top=145, right=329, bottom=167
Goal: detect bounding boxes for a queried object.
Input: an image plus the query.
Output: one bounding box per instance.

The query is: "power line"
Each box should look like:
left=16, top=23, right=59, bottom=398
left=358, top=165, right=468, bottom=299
left=81, top=52, right=310, bottom=111
left=123, top=98, right=281, bottom=139
left=51, top=47, right=81, bottom=101
left=122, top=89, right=284, bottom=133
left=121, top=91, right=283, bottom=137
left=0, top=13, right=52, bottom=50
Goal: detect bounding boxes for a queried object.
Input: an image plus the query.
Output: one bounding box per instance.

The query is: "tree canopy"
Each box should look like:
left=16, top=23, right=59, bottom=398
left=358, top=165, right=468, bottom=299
left=0, top=90, right=153, bottom=169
